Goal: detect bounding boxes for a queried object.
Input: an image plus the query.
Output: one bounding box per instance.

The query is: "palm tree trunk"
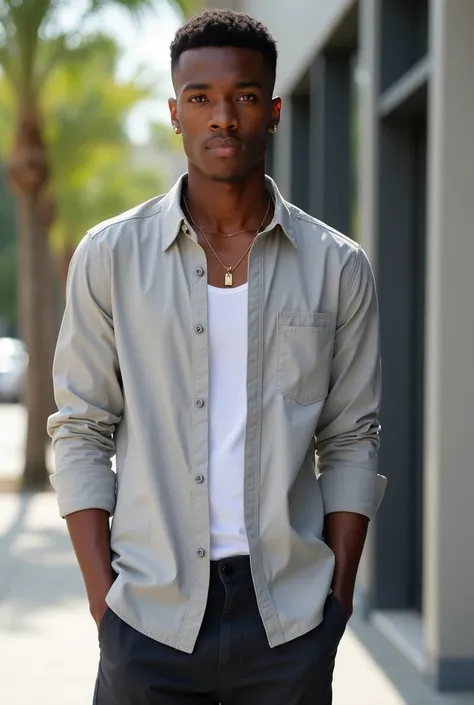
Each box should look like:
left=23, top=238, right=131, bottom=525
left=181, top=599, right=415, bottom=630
left=16, top=191, right=54, bottom=489
left=9, top=112, right=54, bottom=491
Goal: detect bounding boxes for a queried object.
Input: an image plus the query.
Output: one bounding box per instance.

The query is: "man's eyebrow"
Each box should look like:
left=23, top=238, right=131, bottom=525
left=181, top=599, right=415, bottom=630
left=235, top=81, right=262, bottom=89
left=182, top=80, right=263, bottom=92
left=182, top=82, right=212, bottom=92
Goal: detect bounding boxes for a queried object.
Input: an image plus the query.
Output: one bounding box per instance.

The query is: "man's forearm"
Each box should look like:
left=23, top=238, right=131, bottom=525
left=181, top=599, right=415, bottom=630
left=324, top=511, right=369, bottom=616
left=66, top=509, right=116, bottom=624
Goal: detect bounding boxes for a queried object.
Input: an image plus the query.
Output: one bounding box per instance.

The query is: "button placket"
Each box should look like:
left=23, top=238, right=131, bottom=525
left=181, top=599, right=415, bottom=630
left=190, top=250, right=209, bottom=589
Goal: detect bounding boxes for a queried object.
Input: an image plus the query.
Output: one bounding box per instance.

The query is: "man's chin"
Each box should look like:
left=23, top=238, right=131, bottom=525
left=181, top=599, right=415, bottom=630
left=207, top=170, right=245, bottom=184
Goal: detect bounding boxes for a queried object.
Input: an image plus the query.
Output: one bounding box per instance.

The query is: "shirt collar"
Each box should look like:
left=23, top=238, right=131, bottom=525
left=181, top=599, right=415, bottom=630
left=161, top=174, right=297, bottom=251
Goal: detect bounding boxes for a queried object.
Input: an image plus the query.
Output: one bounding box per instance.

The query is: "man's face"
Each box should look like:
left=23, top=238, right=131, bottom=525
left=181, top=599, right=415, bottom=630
left=169, top=46, right=281, bottom=183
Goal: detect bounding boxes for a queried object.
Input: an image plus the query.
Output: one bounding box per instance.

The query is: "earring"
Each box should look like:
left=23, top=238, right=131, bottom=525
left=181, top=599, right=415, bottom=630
left=173, top=125, right=181, bottom=134
left=270, top=124, right=278, bottom=134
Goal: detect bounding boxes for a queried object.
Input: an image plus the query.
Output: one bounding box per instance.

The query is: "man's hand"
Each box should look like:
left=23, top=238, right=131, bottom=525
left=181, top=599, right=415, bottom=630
left=90, top=594, right=111, bottom=629
left=325, top=511, right=369, bottom=622
left=331, top=584, right=354, bottom=621
left=88, top=570, right=116, bottom=629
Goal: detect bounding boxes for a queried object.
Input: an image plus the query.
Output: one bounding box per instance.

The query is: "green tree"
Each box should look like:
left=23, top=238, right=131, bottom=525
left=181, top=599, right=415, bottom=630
left=0, top=242, right=16, bottom=331
left=0, top=166, right=16, bottom=331
left=0, top=0, right=193, bottom=490
left=0, top=165, right=15, bottom=247
left=0, top=37, right=163, bottom=313
left=0, top=165, right=16, bottom=333
left=44, top=37, right=162, bottom=281
left=0, top=70, right=16, bottom=332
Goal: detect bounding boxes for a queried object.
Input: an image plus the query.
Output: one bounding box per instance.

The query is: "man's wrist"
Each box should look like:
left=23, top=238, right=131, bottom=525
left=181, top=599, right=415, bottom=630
left=88, top=574, right=114, bottom=626
left=331, top=581, right=355, bottom=619
left=325, top=511, right=368, bottom=617
left=86, top=569, right=115, bottom=605
left=332, top=562, right=357, bottom=591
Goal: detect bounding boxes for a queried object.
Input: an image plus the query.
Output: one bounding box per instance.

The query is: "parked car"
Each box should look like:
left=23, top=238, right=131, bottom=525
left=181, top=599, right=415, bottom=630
left=0, top=338, right=28, bottom=403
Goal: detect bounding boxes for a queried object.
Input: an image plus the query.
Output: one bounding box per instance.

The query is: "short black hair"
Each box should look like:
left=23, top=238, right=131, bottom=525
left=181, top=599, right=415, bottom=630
left=170, top=9, right=277, bottom=83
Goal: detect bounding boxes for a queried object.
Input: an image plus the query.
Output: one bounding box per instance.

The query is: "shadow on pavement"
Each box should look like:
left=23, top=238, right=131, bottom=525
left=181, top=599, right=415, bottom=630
left=349, top=611, right=473, bottom=705
left=0, top=493, right=86, bottom=635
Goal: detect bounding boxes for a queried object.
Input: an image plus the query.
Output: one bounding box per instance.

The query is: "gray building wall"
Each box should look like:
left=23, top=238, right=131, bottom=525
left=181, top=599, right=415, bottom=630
left=206, top=0, right=474, bottom=695
left=424, top=0, right=474, bottom=689
left=209, top=0, right=355, bottom=96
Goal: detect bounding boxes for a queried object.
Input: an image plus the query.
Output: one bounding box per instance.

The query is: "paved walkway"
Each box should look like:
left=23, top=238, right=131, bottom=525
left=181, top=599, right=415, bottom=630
left=3, top=496, right=471, bottom=705
left=0, top=404, right=54, bottom=490
left=0, top=411, right=472, bottom=704
left=0, top=494, right=410, bottom=705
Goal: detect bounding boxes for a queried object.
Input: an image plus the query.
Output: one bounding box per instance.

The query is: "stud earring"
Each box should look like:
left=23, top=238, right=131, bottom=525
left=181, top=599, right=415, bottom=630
left=270, top=124, right=278, bottom=134
left=173, top=125, right=181, bottom=134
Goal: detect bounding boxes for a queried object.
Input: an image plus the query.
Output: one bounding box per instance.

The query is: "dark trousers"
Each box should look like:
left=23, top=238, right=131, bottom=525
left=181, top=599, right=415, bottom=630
left=95, top=556, right=347, bottom=704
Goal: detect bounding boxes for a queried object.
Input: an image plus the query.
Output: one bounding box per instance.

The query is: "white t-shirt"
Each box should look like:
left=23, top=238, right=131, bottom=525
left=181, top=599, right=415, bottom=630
left=207, top=283, right=250, bottom=560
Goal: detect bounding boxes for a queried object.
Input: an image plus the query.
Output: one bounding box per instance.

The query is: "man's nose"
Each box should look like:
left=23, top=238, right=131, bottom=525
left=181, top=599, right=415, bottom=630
left=209, top=99, right=238, bottom=131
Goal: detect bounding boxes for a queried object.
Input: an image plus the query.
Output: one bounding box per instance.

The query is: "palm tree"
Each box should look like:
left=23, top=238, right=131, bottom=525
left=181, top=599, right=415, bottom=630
left=45, top=40, right=163, bottom=283
left=0, top=0, right=194, bottom=490
left=0, top=37, right=164, bottom=344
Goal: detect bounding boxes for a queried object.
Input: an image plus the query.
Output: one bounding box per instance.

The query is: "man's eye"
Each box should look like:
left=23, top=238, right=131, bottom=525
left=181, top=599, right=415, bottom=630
left=189, top=95, right=208, bottom=104
left=238, top=94, right=257, bottom=102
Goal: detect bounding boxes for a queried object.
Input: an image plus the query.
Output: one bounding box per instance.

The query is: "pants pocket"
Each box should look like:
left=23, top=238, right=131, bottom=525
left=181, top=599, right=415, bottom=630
left=327, top=594, right=349, bottom=640
left=92, top=668, right=101, bottom=705
left=98, top=606, right=113, bottom=643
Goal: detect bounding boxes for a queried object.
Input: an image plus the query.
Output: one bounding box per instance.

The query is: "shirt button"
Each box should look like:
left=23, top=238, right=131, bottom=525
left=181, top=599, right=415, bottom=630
left=196, top=267, right=205, bottom=277
left=194, top=324, right=204, bottom=334
left=195, top=398, right=205, bottom=408
left=195, top=474, right=205, bottom=484
left=183, top=224, right=190, bottom=235
left=196, top=548, right=206, bottom=558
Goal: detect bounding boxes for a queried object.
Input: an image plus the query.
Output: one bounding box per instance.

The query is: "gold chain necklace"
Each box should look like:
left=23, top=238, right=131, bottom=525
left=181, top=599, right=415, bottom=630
left=200, top=230, right=254, bottom=287
left=184, top=195, right=271, bottom=238
left=183, top=196, right=272, bottom=287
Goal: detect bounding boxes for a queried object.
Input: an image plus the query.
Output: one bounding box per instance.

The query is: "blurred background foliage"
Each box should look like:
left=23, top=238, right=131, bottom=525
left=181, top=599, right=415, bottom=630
left=0, top=0, right=194, bottom=487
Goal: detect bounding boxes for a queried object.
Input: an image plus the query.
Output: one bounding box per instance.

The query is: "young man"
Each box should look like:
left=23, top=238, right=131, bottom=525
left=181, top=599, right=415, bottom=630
left=48, top=9, right=386, bottom=705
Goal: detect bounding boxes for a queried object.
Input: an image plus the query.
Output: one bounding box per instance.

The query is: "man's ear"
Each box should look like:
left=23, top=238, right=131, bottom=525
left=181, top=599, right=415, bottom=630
left=168, top=98, right=181, bottom=134
left=269, top=97, right=282, bottom=132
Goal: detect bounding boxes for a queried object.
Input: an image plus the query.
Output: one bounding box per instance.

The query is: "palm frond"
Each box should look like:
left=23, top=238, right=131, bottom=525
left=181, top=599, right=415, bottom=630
left=1, top=0, right=55, bottom=99
left=170, top=0, right=199, bottom=17
left=34, top=33, right=117, bottom=94
left=87, top=0, right=197, bottom=20
left=0, top=45, right=17, bottom=87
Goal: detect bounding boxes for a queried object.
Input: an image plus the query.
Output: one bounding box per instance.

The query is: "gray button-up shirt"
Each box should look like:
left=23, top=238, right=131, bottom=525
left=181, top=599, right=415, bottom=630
left=47, top=175, right=386, bottom=653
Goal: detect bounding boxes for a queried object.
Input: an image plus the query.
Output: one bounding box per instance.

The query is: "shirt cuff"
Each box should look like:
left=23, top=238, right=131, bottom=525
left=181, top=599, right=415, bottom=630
left=318, top=466, right=387, bottom=520
left=50, top=467, right=117, bottom=518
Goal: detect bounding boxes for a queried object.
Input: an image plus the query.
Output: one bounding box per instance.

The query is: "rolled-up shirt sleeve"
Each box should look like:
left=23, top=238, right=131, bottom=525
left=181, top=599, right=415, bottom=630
left=47, top=232, right=122, bottom=518
left=316, top=247, right=386, bottom=520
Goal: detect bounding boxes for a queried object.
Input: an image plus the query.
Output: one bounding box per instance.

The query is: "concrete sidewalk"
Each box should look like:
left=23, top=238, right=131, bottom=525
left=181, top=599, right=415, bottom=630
left=1, top=492, right=472, bottom=705
left=0, top=404, right=54, bottom=493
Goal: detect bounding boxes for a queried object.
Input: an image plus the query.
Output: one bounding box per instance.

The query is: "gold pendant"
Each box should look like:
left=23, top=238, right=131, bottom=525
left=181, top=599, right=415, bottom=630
left=225, top=271, right=233, bottom=287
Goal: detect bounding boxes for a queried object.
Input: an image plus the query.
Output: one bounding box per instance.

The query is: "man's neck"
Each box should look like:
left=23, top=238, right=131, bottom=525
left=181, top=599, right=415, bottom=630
left=184, top=164, right=271, bottom=235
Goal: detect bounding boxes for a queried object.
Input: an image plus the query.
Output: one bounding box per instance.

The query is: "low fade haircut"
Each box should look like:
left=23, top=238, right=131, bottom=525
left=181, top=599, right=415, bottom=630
left=170, top=9, right=278, bottom=88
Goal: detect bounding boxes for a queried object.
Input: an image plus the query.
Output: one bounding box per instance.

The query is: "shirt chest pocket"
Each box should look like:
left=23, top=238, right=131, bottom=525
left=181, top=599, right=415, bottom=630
left=277, top=312, right=336, bottom=405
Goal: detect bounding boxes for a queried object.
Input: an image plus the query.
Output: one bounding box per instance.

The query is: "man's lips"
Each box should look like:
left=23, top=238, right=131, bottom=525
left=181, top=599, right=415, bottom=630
left=206, top=138, right=241, bottom=158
